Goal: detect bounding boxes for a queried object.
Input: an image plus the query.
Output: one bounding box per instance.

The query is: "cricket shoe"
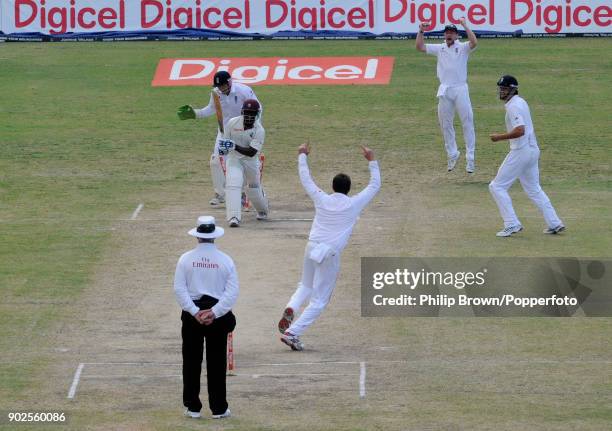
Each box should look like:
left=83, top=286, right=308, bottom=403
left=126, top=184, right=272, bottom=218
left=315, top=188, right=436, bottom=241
left=280, top=331, right=304, bottom=351
left=184, top=409, right=201, bottom=419
left=496, top=225, right=523, bottom=237
left=466, top=160, right=475, bottom=174
left=209, top=194, right=225, bottom=206
left=212, top=408, right=231, bottom=419
left=543, top=224, right=566, bottom=234
left=256, top=211, right=268, bottom=221
left=277, top=307, right=294, bottom=334
left=447, top=152, right=460, bottom=172
left=228, top=217, right=240, bottom=228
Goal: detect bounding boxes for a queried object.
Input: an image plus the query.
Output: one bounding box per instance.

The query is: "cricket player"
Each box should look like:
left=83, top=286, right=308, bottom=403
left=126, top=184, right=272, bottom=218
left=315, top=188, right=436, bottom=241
left=218, top=99, right=269, bottom=227
left=177, top=71, right=262, bottom=206
left=489, top=75, right=565, bottom=237
left=278, top=144, right=381, bottom=351
left=174, top=216, right=238, bottom=419
left=416, top=18, right=478, bottom=173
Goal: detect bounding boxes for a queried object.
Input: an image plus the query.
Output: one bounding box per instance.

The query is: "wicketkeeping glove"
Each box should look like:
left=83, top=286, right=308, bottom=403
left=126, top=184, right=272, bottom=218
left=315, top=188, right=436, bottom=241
left=218, top=139, right=234, bottom=155
left=177, top=105, right=196, bottom=120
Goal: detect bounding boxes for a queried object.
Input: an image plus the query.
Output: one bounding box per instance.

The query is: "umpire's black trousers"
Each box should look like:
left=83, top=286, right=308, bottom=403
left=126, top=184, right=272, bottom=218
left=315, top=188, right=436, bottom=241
left=181, top=295, right=236, bottom=415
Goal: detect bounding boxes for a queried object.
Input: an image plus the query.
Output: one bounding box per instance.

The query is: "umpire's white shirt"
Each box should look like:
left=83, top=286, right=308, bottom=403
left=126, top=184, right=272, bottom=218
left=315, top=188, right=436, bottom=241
left=298, top=154, right=381, bottom=253
left=174, top=243, right=239, bottom=318
left=425, top=40, right=475, bottom=95
left=195, top=82, right=262, bottom=129
left=224, top=116, right=265, bottom=159
left=505, top=95, right=538, bottom=151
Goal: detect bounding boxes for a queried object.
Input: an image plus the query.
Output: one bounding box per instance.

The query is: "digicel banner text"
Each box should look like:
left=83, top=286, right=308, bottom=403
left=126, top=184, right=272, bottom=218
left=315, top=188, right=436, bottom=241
left=151, top=57, right=395, bottom=86
left=3, top=0, right=611, bottom=35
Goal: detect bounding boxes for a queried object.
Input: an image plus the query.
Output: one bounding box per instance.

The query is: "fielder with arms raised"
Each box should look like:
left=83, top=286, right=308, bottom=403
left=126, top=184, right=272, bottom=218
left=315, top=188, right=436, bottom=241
left=219, top=99, right=269, bottom=227
left=178, top=71, right=262, bottom=206
left=278, top=144, right=381, bottom=351
left=489, top=75, right=565, bottom=237
left=416, top=18, right=478, bottom=173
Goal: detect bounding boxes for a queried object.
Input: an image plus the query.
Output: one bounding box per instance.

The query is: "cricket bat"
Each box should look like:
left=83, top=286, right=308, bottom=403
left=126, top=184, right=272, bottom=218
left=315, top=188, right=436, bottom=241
left=212, top=90, right=224, bottom=133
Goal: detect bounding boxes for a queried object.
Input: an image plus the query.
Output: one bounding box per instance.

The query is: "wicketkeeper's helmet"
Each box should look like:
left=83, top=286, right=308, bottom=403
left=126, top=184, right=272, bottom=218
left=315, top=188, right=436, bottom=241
left=213, top=71, right=231, bottom=87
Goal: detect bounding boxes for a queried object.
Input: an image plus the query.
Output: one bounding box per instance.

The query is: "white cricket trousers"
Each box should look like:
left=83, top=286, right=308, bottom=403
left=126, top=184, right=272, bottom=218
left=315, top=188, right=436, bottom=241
left=286, top=242, right=341, bottom=337
left=210, top=131, right=226, bottom=198
left=225, top=153, right=268, bottom=222
left=489, top=145, right=562, bottom=229
left=437, top=84, right=476, bottom=162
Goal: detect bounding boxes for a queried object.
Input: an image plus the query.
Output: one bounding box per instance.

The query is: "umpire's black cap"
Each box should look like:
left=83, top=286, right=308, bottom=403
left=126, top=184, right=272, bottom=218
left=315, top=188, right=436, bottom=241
left=497, top=75, right=519, bottom=88
left=443, top=24, right=458, bottom=33
left=213, top=71, right=231, bottom=87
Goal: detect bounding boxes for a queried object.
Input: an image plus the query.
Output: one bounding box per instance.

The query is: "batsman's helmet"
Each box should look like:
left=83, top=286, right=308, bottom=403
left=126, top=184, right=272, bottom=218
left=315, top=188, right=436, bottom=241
left=242, top=99, right=261, bottom=115
left=242, top=99, right=260, bottom=126
left=213, top=71, right=231, bottom=87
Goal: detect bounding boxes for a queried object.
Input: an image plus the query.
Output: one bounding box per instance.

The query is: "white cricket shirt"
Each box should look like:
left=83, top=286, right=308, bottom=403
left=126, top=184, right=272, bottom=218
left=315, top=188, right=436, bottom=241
left=223, top=116, right=265, bottom=159
left=505, top=95, right=538, bottom=150
left=174, top=242, right=239, bottom=318
left=298, top=154, right=381, bottom=253
left=425, top=40, right=475, bottom=90
left=195, top=82, right=262, bottom=129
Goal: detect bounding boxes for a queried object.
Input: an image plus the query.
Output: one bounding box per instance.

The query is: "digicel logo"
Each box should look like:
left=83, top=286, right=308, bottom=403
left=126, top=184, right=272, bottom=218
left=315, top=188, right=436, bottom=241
left=151, top=57, right=394, bottom=86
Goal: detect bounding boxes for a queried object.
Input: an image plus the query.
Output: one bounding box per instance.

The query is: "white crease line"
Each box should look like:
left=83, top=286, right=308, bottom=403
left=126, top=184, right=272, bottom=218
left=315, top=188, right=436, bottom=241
left=67, top=363, right=84, bottom=399
left=80, top=358, right=612, bottom=368
left=82, top=360, right=361, bottom=367
left=130, top=203, right=144, bottom=220
left=359, top=361, right=366, bottom=399
left=84, top=374, right=182, bottom=379
left=269, top=218, right=313, bottom=222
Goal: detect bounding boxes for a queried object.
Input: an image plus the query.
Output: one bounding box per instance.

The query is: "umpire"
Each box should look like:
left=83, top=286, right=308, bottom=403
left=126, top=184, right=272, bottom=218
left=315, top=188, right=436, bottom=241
left=174, top=216, right=238, bottom=419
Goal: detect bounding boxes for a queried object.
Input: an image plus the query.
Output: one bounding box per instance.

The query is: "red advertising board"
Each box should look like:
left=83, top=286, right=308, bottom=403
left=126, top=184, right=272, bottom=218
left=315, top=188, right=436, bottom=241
left=152, top=57, right=395, bottom=86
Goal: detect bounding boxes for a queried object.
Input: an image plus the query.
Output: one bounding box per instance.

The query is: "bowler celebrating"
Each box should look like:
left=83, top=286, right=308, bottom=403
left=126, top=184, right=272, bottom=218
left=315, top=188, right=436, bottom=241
left=489, top=75, right=565, bottom=237
left=278, top=144, right=381, bottom=351
left=416, top=19, right=478, bottom=173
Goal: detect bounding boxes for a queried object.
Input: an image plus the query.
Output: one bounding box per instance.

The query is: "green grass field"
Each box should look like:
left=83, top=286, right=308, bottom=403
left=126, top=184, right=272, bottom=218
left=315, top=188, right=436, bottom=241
left=1, top=39, right=611, bottom=430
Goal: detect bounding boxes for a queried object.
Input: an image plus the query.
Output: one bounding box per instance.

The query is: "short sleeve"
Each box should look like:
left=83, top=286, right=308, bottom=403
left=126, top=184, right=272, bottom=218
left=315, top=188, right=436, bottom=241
left=507, top=105, right=525, bottom=128
left=425, top=44, right=441, bottom=56
left=461, top=41, right=476, bottom=55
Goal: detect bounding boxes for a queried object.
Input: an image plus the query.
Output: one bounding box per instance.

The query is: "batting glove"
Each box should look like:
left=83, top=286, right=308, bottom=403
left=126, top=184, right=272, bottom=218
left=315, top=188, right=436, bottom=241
left=177, top=105, right=196, bottom=120
left=218, top=139, right=234, bottom=155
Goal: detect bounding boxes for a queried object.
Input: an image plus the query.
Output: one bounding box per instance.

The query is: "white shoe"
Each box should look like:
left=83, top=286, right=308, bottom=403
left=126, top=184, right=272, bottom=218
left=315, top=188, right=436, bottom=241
left=209, top=194, right=225, bottom=206
left=212, top=408, right=231, bottom=419
left=184, top=409, right=201, bottom=419
left=447, top=152, right=460, bottom=172
left=228, top=217, right=240, bottom=228
left=466, top=160, right=475, bottom=173
left=280, top=331, right=304, bottom=351
left=256, top=211, right=268, bottom=220
left=496, top=225, right=523, bottom=237
left=543, top=224, right=566, bottom=234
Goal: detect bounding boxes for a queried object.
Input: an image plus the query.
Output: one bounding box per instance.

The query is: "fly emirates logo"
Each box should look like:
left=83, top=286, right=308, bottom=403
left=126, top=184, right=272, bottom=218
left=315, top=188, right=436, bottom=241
left=152, top=57, right=395, bottom=86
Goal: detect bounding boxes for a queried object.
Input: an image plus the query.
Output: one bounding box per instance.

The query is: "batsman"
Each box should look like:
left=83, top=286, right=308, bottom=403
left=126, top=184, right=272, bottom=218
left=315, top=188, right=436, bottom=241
left=218, top=99, right=269, bottom=227
left=177, top=71, right=262, bottom=207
